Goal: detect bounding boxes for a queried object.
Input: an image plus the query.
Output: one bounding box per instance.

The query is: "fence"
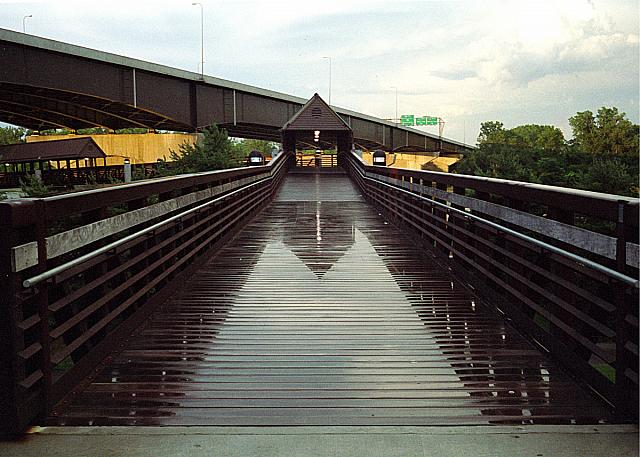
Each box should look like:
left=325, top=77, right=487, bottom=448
left=0, top=163, right=163, bottom=189
left=343, top=151, right=639, bottom=421
left=0, top=152, right=291, bottom=434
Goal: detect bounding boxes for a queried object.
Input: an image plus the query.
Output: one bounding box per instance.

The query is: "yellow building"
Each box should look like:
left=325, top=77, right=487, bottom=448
left=360, top=151, right=461, bottom=172
left=26, top=133, right=198, bottom=166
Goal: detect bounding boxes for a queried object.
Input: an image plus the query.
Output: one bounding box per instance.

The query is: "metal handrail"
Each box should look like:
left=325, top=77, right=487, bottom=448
left=347, top=155, right=639, bottom=288
left=23, top=155, right=288, bottom=289
left=348, top=151, right=639, bottom=205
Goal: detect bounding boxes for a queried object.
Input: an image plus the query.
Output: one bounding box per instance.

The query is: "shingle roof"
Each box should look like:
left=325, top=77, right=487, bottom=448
left=0, top=137, right=107, bottom=163
left=282, top=93, right=352, bottom=132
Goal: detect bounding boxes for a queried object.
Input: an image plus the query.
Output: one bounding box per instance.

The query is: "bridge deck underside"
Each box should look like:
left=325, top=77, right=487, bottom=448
left=46, top=172, right=612, bottom=426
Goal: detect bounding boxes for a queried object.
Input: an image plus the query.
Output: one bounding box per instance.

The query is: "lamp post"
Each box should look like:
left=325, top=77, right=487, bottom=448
left=22, top=14, right=32, bottom=33
left=322, top=56, right=332, bottom=105
left=192, top=2, right=204, bottom=79
left=390, top=86, right=398, bottom=124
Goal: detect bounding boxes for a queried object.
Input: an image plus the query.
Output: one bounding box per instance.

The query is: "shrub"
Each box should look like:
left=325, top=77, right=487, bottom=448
left=20, top=173, right=51, bottom=197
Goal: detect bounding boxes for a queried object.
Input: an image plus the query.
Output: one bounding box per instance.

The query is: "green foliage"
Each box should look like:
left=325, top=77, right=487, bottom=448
left=106, top=174, right=123, bottom=185
left=569, top=107, right=639, bottom=156
left=0, top=126, right=27, bottom=145
left=476, top=121, right=565, bottom=151
left=455, top=107, right=639, bottom=197
left=76, top=127, right=110, bottom=135
left=234, top=138, right=278, bottom=157
left=477, top=121, right=506, bottom=144
left=115, top=128, right=149, bottom=134
left=0, top=192, right=7, bottom=201
left=509, top=124, right=565, bottom=151
left=107, top=204, right=128, bottom=216
left=19, top=174, right=51, bottom=197
left=577, top=157, right=635, bottom=196
left=593, top=362, right=616, bottom=382
left=132, top=166, right=152, bottom=181
left=456, top=143, right=540, bottom=182
left=39, top=129, right=73, bottom=136
left=85, top=173, right=97, bottom=186
left=168, top=124, right=244, bottom=173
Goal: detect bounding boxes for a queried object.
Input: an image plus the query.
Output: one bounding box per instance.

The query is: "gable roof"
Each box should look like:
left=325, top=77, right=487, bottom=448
left=282, top=93, right=352, bottom=132
left=0, top=137, right=107, bottom=163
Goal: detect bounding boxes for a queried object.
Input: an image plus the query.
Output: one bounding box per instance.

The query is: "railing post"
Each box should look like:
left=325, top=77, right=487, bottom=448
left=0, top=206, right=21, bottom=435
left=435, top=181, right=449, bottom=256
left=613, top=200, right=631, bottom=420
left=615, top=201, right=627, bottom=274
left=34, top=199, right=52, bottom=413
left=614, top=279, right=631, bottom=421
left=451, top=186, right=466, bottom=260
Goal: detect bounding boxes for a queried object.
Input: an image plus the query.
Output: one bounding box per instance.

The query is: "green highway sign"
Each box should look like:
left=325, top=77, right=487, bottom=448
left=400, top=114, right=415, bottom=126
left=401, top=115, right=440, bottom=126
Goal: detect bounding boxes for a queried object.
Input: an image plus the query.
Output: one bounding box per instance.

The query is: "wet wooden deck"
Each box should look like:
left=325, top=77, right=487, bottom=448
left=47, top=170, right=612, bottom=426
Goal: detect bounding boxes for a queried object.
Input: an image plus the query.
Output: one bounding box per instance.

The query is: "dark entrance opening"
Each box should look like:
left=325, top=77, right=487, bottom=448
left=281, top=93, right=353, bottom=169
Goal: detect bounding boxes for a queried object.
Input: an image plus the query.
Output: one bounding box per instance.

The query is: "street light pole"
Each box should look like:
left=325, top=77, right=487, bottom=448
left=322, top=56, right=332, bottom=105
left=390, top=86, right=398, bottom=124
left=22, top=14, right=32, bottom=33
left=192, top=3, right=204, bottom=79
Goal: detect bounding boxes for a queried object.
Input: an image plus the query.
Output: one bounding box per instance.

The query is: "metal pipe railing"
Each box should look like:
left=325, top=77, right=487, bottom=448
left=23, top=154, right=288, bottom=289
left=347, top=154, right=639, bottom=288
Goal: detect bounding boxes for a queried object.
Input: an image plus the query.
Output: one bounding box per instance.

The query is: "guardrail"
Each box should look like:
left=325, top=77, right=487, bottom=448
left=342, top=151, right=639, bottom=421
left=0, top=152, right=291, bottom=434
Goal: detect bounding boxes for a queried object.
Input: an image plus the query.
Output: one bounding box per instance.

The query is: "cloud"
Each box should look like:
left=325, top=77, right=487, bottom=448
left=0, top=0, right=637, bottom=144
left=430, top=67, right=477, bottom=81
left=451, top=0, right=638, bottom=88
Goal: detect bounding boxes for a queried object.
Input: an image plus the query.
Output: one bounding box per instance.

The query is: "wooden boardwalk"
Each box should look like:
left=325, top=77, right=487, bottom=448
left=46, top=171, right=612, bottom=426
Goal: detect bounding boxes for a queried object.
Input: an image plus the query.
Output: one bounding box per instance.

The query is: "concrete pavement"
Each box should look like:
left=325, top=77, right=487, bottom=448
left=1, top=425, right=637, bottom=457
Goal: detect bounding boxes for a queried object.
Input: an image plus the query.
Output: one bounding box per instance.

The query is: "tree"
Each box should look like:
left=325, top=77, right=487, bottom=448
left=115, top=128, right=149, bottom=134
left=477, top=121, right=506, bottom=144
left=456, top=121, right=567, bottom=183
left=508, top=125, right=565, bottom=151
left=39, top=129, right=73, bottom=136
left=168, top=124, right=244, bottom=173
left=76, top=127, right=110, bottom=135
left=576, top=158, right=635, bottom=196
left=569, top=107, right=639, bottom=156
left=0, top=126, right=27, bottom=145
left=455, top=143, right=540, bottom=183
left=232, top=138, right=279, bottom=159
left=454, top=108, right=639, bottom=197
left=476, top=121, right=565, bottom=150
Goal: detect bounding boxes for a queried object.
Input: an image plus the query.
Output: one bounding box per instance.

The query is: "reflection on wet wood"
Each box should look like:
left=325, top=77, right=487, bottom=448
left=47, top=173, right=612, bottom=426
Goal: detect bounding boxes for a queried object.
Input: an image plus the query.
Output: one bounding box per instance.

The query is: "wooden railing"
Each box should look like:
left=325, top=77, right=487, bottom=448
left=0, top=163, right=163, bottom=189
left=295, top=152, right=337, bottom=168
left=0, top=152, right=291, bottom=434
left=343, top=151, right=639, bottom=421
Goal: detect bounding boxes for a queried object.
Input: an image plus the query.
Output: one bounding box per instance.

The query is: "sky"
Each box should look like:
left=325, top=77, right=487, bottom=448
left=1, top=0, right=638, bottom=145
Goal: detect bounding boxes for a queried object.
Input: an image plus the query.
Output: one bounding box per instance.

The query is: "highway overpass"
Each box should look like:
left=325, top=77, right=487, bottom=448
left=0, top=28, right=473, bottom=154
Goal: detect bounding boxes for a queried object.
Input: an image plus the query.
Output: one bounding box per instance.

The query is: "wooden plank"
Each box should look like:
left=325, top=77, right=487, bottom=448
left=47, top=173, right=614, bottom=427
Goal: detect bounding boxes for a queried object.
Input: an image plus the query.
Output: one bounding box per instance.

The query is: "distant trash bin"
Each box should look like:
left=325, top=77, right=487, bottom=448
left=248, top=150, right=265, bottom=166
left=372, top=149, right=386, bottom=166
